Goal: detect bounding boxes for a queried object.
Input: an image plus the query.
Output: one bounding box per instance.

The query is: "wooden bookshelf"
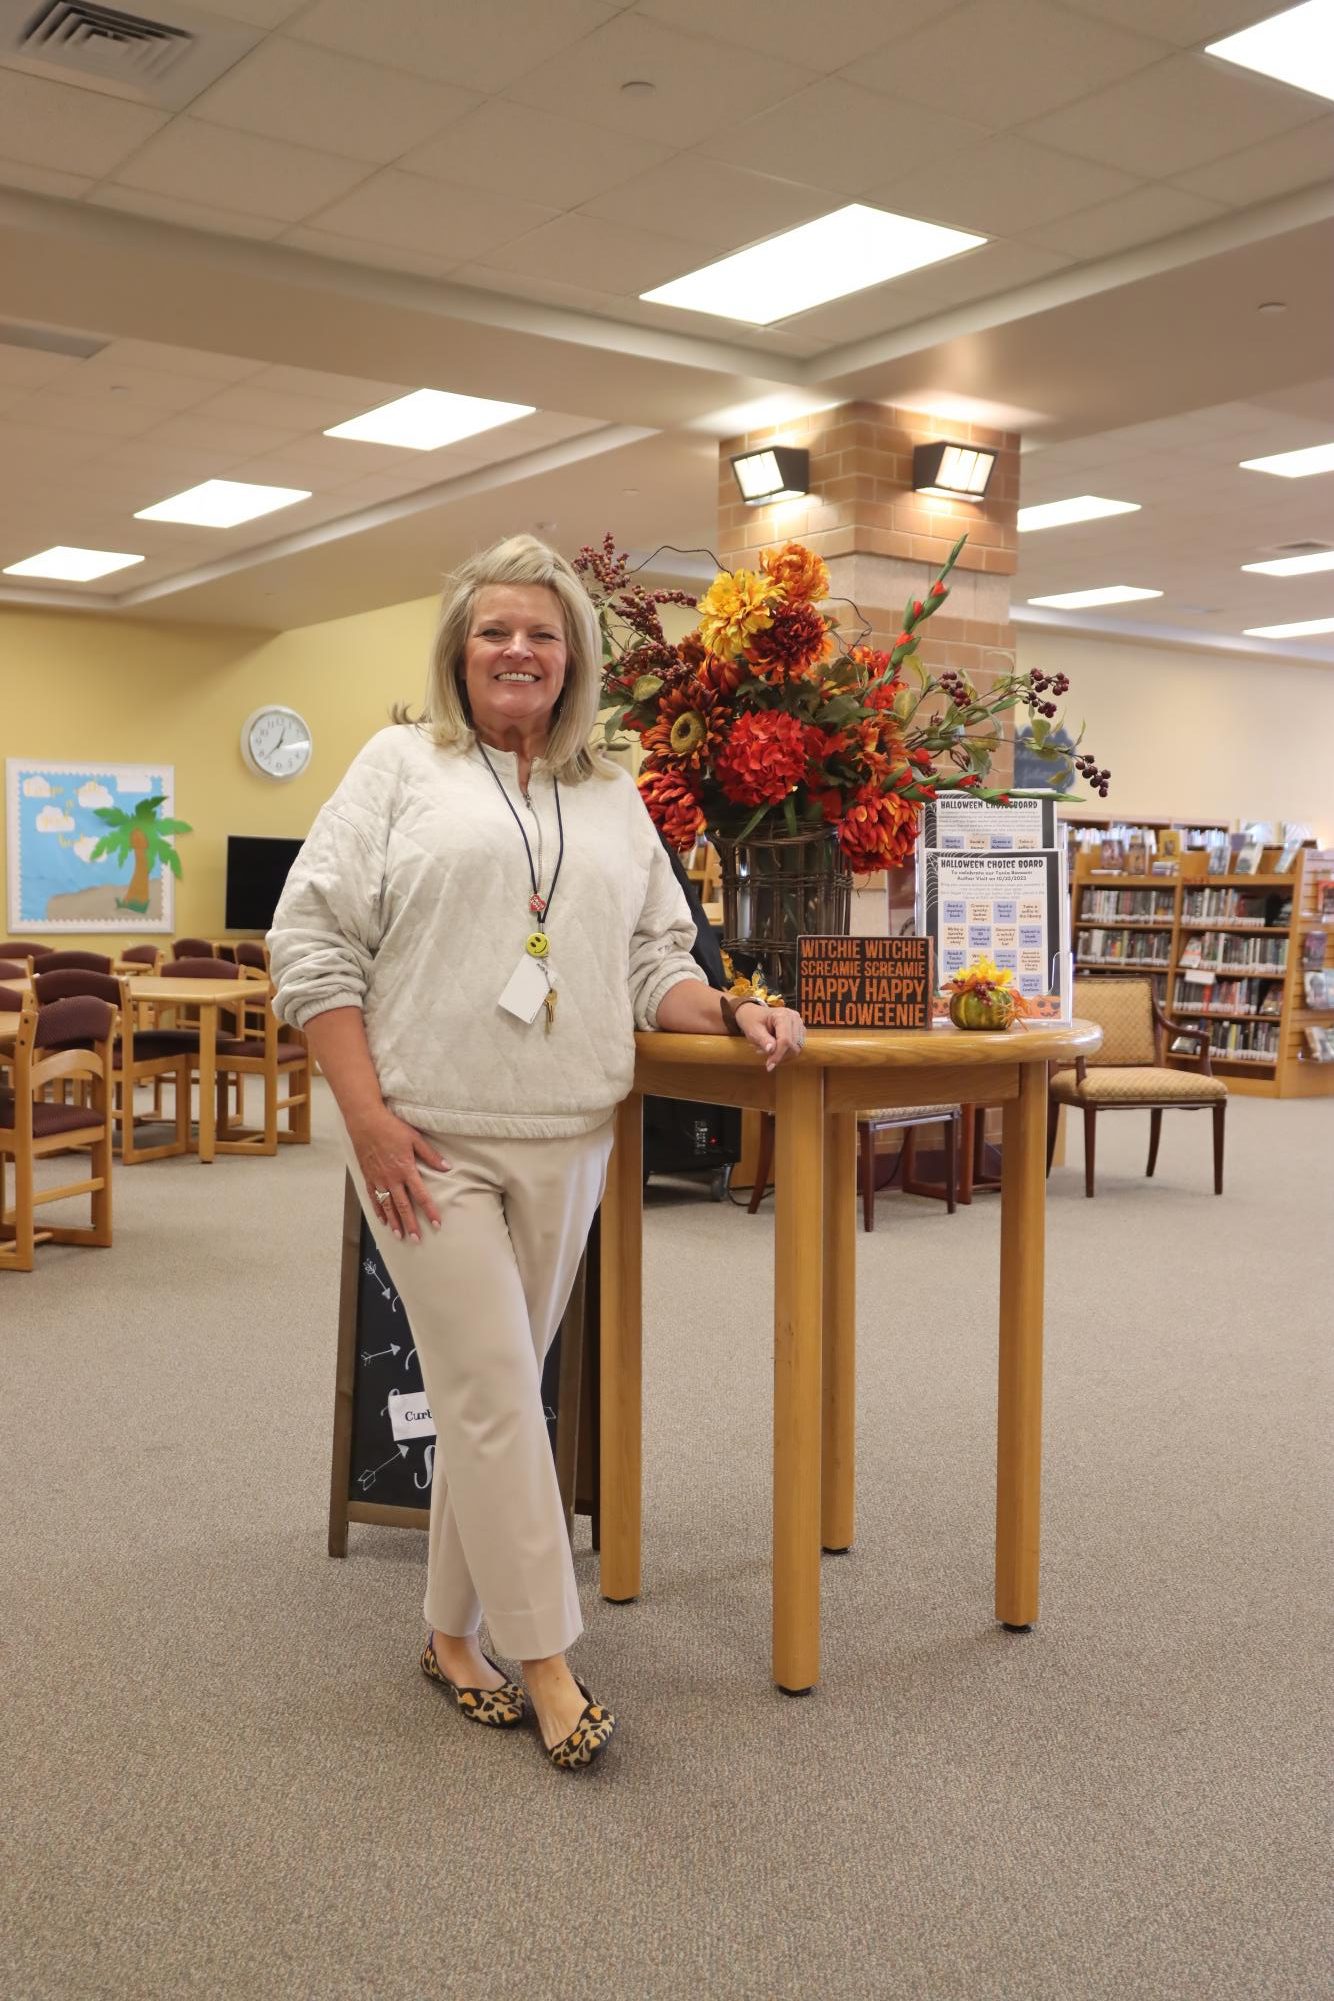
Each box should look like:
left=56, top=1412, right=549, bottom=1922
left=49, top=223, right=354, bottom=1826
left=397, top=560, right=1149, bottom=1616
left=1072, top=845, right=1334, bottom=1098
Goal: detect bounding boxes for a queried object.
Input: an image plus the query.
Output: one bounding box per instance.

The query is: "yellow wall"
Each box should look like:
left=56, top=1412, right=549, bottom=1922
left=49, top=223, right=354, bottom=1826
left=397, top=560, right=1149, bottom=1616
left=1018, top=628, right=1334, bottom=842
left=1, top=596, right=438, bottom=950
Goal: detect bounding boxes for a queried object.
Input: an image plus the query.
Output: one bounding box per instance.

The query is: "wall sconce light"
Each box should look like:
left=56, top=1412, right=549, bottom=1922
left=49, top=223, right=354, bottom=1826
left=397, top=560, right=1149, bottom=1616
left=912, top=441, right=996, bottom=501
left=730, top=445, right=810, bottom=505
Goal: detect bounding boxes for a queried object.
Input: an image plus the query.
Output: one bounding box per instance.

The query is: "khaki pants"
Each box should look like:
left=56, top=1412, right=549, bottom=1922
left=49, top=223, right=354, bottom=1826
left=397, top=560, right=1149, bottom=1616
left=342, top=1117, right=613, bottom=1660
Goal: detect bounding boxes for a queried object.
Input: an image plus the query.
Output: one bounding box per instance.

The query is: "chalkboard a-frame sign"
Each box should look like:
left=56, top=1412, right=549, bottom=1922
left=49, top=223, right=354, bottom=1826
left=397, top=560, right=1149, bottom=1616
left=327, top=1176, right=583, bottom=1557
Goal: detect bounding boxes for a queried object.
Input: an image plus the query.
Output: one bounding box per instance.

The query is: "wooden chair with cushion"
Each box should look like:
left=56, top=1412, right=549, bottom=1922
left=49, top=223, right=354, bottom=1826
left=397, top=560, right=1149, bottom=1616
left=117, top=943, right=163, bottom=971
left=34, top=969, right=190, bottom=1164
left=857, top=1105, right=961, bottom=1232
left=33, top=950, right=112, bottom=975
left=210, top=969, right=312, bottom=1154
left=171, top=937, right=216, bottom=960
left=0, top=994, right=117, bottom=1273
left=1048, top=975, right=1226, bottom=1197
left=0, top=961, right=28, bottom=983
left=0, top=942, right=51, bottom=968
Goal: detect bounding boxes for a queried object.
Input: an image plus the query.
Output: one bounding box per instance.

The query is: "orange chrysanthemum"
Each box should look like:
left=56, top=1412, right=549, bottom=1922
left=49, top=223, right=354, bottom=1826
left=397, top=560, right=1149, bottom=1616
left=697, top=568, right=777, bottom=657
left=715, top=710, right=810, bottom=808
left=744, top=598, right=834, bottom=683
left=760, top=541, right=831, bottom=606
left=837, top=784, right=919, bottom=874
left=639, top=680, right=723, bottom=774
left=638, top=764, right=706, bottom=851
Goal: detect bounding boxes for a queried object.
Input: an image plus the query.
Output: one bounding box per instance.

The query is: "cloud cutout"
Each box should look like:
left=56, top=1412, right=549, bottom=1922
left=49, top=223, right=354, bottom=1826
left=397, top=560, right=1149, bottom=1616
left=77, top=781, right=114, bottom=810
left=73, top=836, right=107, bottom=864
left=36, top=805, right=76, bottom=834
left=23, top=775, right=54, bottom=797
left=116, top=769, right=154, bottom=795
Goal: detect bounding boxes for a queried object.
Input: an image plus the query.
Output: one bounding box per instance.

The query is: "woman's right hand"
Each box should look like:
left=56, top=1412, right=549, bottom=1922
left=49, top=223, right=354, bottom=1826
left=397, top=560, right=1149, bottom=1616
left=346, top=1102, right=449, bottom=1244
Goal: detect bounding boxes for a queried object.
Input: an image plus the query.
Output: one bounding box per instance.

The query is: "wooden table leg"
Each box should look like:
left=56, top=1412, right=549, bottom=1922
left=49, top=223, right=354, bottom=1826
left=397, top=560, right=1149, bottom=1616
left=599, top=1092, right=643, bottom=1605
left=196, top=1003, right=218, bottom=1164
left=822, top=1110, right=856, bottom=1555
left=773, top=1063, right=824, bottom=1693
left=996, top=1061, right=1047, bottom=1629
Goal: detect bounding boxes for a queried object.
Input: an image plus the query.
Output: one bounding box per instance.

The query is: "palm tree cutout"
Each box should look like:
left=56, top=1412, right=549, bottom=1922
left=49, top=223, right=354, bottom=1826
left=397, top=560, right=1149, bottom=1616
left=89, top=795, right=192, bottom=913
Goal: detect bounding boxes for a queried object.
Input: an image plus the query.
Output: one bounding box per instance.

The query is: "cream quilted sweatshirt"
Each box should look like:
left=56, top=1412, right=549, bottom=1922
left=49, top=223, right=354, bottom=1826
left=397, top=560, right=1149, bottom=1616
left=268, top=725, right=706, bottom=1138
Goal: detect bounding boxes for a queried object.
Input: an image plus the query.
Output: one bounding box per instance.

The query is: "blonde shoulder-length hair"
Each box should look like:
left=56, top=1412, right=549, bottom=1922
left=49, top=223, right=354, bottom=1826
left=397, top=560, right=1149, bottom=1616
left=394, top=534, right=617, bottom=783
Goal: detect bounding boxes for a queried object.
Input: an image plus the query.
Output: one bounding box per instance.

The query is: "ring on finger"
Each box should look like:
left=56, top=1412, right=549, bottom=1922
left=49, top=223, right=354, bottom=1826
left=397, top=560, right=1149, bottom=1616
left=373, top=1185, right=391, bottom=1203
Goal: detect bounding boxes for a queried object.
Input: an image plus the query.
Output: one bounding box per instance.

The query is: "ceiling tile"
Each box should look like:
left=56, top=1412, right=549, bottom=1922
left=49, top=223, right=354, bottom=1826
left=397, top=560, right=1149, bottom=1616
left=1056, top=0, right=1280, bottom=44
left=0, top=69, right=168, bottom=178
left=198, top=0, right=310, bottom=24
left=501, top=14, right=819, bottom=148
left=479, top=211, right=703, bottom=294
left=0, top=157, right=94, bottom=200
left=222, top=437, right=425, bottom=484
left=692, top=78, right=990, bottom=195
left=399, top=99, right=672, bottom=210
left=1022, top=182, right=1227, bottom=258
left=866, top=134, right=1139, bottom=238
left=0, top=421, right=131, bottom=472
left=1170, top=117, right=1334, bottom=207
left=250, top=366, right=410, bottom=406
left=191, top=383, right=371, bottom=431
left=1019, top=52, right=1329, bottom=180
left=0, top=349, right=81, bottom=392
left=735, top=275, right=950, bottom=345
left=850, top=0, right=1171, bottom=130
left=1, top=389, right=164, bottom=439
left=301, top=169, right=556, bottom=262
left=86, top=187, right=287, bottom=241
left=47, top=355, right=224, bottom=413
left=580, top=157, right=838, bottom=251
left=93, top=341, right=266, bottom=384
left=888, top=236, right=1075, bottom=307
left=291, top=0, right=618, bottom=94
left=107, top=119, right=373, bottom=224
left=187, top=37, right=482, bottom=165
left=635, top=0, right=942, bottom=71
left=142, top=413, right=305, bottom=458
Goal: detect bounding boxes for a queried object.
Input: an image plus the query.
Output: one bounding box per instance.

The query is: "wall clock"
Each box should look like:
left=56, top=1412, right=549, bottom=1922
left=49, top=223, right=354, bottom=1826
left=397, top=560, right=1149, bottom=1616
left=241, top=706, right=312, bottom=782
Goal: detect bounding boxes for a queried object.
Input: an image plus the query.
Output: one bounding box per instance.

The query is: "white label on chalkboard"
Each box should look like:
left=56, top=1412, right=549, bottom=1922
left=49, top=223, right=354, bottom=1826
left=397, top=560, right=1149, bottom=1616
left=388, top=1391, right=436, bottom=1441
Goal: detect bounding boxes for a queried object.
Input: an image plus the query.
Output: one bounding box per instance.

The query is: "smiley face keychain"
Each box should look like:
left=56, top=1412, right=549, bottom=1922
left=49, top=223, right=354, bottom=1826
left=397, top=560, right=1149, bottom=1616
left=525, top=931, right=550, bottom=959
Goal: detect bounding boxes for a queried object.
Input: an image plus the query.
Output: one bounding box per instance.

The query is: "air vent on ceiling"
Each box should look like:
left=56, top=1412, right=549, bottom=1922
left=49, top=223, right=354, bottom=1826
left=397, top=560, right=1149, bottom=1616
left=0, top=0, right=260, bottom=109
left=1272, top=540, right=1333, bottom=556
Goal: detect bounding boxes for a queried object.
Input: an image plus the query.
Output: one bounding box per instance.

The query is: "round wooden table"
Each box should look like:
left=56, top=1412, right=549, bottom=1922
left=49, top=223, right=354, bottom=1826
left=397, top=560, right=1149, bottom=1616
left=598, top=1018, right=1102, bottom=1694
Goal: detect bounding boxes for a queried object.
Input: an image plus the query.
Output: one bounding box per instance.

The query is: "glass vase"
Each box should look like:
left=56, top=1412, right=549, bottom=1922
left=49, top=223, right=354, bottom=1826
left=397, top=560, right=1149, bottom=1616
left=713, top=828, right=851, bottom=1000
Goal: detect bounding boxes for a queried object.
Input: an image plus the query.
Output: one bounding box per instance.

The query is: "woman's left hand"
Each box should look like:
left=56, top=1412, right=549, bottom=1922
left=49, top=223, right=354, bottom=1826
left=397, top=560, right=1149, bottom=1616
left=738, top=1002, right=806, bottom=1071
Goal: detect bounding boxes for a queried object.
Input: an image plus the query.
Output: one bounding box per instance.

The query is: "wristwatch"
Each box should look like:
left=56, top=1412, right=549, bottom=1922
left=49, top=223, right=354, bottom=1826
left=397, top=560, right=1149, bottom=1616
left=720, top=993, right=764, bottom=1037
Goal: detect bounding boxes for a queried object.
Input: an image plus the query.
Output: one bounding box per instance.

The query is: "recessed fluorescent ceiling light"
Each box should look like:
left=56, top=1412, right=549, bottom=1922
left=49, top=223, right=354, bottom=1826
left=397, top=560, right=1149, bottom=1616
left=1027, top=586, right=1162, bottom=608
left=3, top=545, right=144, bottom=581
left=1242, top=550, right=1334, bottom=576
left=641, top=204, right=986, bottom=326
left=1243, top=615, right=1334, bottom=637
left=135, top=480, right=310, bottom=527
left=325, top=388, right=535, bottom=450
left=1239, top=442, right=1334, bottom=477
left=1018, top=496, right=1141, bottom=532
left=1207, top=0, right=1334, bottom=105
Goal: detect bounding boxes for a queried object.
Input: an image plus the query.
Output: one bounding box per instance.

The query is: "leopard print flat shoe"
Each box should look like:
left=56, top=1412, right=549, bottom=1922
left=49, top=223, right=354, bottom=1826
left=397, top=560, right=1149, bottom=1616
left=545, top=1677, right=617, bottom=1771
left=420, top=1634, right=526, bottom=1728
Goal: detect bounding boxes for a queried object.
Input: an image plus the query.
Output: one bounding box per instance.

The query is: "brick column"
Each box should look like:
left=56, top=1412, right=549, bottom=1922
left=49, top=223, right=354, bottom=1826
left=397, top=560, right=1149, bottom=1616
left=716, top=401, right=1021, bottom=929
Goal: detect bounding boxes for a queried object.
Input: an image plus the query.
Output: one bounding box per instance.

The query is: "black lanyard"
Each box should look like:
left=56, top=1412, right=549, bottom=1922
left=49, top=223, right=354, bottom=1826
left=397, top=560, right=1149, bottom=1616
left=475, top=740, right=565, bottom=923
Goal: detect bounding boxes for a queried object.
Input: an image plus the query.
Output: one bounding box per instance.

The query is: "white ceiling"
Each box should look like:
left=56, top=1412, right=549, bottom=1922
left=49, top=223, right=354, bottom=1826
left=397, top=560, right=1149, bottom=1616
left=0, top=0, right=1331, bottom=657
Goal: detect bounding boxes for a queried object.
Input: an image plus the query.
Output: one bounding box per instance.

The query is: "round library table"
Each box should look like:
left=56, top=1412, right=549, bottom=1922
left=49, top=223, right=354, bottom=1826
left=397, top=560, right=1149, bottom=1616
left=125, top=974, right=271, bottom=1164
left=599, top=1018, right=1102, bottom=1695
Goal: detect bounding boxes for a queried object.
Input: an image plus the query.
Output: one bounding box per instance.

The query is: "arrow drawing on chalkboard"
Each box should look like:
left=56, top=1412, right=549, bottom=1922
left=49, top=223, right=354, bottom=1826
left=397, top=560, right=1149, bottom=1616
left=363, top=1255, right=401, bottom=1313
left=360, top=1343, right=402, bottom=1364
left=356, top=1443, right=409, bottom=1492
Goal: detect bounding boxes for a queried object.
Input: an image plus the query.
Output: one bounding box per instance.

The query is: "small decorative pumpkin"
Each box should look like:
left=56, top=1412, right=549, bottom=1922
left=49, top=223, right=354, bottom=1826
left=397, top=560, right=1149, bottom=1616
left=949, top=983, right=1018, bottom=1032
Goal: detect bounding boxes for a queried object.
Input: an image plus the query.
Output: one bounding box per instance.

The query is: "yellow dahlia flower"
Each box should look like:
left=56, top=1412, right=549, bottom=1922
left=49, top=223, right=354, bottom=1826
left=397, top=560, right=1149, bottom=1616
left=697, top=568, right=777, bottom=657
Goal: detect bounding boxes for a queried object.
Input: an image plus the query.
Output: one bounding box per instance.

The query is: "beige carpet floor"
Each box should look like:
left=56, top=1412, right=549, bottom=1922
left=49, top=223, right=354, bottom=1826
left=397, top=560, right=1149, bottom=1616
left=2, top=1081, right=1330, bottom=2001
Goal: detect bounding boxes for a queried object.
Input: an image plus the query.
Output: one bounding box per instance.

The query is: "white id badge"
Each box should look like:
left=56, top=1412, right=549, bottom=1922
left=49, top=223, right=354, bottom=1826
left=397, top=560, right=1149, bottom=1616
left=498, top=953, right=550, bottom=1023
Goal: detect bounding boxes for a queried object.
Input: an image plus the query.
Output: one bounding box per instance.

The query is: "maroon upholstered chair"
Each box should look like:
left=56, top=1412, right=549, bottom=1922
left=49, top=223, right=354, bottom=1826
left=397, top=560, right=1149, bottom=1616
left=171, top=938, right=216, bottom=960
left=0, top=961, right=27, bottom=983
left=34, top=950, right=113, bottom=975
left=233, top=941, right=269, bottom=971
left=119, top=943, right=162, bottom=969
left=31, top=968, right=191, bottom=1161
left=0, top=995, right=117, bottom=1272
left=0, top=942, right=52, bottom=966
left=161, top=957, right=238, bottom=980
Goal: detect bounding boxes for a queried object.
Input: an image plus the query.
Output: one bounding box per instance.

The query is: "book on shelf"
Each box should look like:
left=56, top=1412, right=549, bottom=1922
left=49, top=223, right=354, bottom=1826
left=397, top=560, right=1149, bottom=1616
left=1301, top=932, right=1326, bottom=969
left=1275, top=839, right=1303, bottom=874
left=1320, top=883, right=1334, bottom=921
left=1304, top=1025, right=1334, bottom=1062
left=1157, top=829, right=1182, bottom=861
left=1099, top=837, right=1125, bottom=869
left=1125, top=836, right=1149, bottom=874
left=1179, top=934, right=1203, bottom=969
left=1232, top=841, right=1264, bottom=876
left=1305, top=969, right=1332, bottom=1009
left=1204, top=832, right=1231, bottom=875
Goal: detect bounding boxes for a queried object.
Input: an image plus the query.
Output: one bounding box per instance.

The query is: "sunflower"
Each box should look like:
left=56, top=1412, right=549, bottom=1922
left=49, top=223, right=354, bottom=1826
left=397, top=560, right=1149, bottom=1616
left=697, top=568, right=777, bottom=657
left=639, top=680, right=723, bottom=774
left=760, top=541, right=830, bottom=605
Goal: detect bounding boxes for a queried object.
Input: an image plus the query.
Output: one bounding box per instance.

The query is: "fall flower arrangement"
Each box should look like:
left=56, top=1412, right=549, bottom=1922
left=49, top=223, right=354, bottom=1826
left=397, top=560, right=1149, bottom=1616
left=943, top=955, right=1035, bottom=1032
left=575, top=532, right=1108, bottom=873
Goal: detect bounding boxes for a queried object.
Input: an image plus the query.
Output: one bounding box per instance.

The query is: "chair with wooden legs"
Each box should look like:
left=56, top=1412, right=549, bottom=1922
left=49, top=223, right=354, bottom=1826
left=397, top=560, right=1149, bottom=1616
left=0, top=961, right=28, bottom=984
left=857, top=1105, right=961, bottom=1232
left=34, top=968, right=191, bottom=1164
left=1047, top=975, right=1227, bottom=1197
left=33, top=949, right=113, bottom=975
left=0, top=942, right=52, bottom=968
left=0, top=994, right=117, bottom=1273
left=207, top=971, right=312, bottom=1155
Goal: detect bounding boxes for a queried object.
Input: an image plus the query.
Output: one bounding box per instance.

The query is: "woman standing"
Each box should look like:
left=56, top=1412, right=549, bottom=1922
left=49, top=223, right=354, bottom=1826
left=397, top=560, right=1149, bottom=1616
left=269, top=535, right=804, bottom=1771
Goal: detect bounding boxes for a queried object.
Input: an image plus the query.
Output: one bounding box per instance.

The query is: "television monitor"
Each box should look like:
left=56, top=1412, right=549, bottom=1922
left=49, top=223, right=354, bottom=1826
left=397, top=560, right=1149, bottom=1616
left=224, top=835, right=303, bottom=932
